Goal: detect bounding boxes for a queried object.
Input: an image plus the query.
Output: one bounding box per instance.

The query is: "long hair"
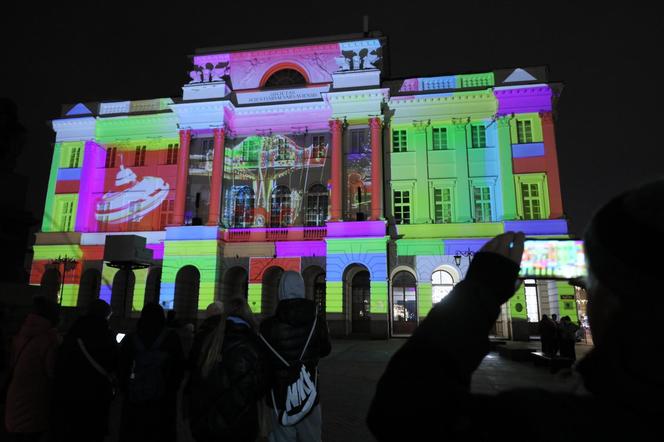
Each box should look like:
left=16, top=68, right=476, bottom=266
left=200, top=297, right=256, bottom=378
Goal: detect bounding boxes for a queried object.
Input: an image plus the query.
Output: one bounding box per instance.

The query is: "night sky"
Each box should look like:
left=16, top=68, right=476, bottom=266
left=3, top=2, right=662, bottom=236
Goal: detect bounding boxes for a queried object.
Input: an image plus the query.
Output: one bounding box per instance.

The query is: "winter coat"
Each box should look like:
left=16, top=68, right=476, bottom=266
left=259, top=298, right=331, bottom=409
left=188, top=317, right=271, bottom=442
left=4, top=313, right=59, bottom=433
left=367, top=252, right=663, bottom=441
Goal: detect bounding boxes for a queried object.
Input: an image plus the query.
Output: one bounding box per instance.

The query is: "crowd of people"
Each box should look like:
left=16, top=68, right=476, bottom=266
left=2, top=271, right=330, bottom=442
left=538, top=313, right=581, bottom=360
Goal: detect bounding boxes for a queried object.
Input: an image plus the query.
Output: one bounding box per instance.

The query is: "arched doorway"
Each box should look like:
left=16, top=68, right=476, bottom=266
left=391, top=271, right=417, bottom=336
left=174, top=265, right=200, bottom=321
left=40, top=268, right=61, bottom=303
left=261, top=267, right=284, bottom=317
left=344, top=265, right=370, bottom=334
left=302, top=266, right=326, bottom=315
left=78, top=268, right=101, bottom=311
left=222, top=266, right=249, bottom=301
left=111, top=269, right=135, bottom=318
left=144, top=267, right=162, bottom=306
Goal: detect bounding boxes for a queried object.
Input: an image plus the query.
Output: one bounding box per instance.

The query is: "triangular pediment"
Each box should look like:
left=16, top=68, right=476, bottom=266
left=65, top=103, right=93, bottom=116
left=504, top=68, right=537, bottom=83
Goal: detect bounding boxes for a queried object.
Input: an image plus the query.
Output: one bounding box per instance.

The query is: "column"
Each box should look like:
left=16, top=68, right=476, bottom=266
left=540, top=112, right=564, bottom=219
left=207, top=128, right=225, bottom=226
left=370, top=117, right=383, bottom=220
left=329, top=119, right=343, bottom=221
left=452, top=118, right=472, bottom=222
left=497, top=116, right=518, bottom=220
left=173, top=129, right=191, bottom=225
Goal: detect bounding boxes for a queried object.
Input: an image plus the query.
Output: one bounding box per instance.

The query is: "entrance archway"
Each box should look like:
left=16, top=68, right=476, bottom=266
left=111, top=269, right=135, bottom=318
left=303, top=266, right=325, bottom=315
left=222, top=266, right=249, bottom=301
left=344, top=264, right=370, bottom=334
left=261, top=267, right=284, bottom=317
left=40, top=268, right=61, bottom=303
left=391, top=270, right=417, bottom=336
left=174, top=265, right=200, bottom=321
left=78, top=268, right=101, bottom=311
left=144, top=267, right=162, bottom=306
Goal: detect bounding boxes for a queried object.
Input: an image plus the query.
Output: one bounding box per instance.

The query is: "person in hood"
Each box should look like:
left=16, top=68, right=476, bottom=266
left=4, top=295, right=60, bottom=441
left=52, top=299, right=118, bottom=442
left=259, top=271, right=331, bottom=442
left=367, top=179, right=664, bottom=441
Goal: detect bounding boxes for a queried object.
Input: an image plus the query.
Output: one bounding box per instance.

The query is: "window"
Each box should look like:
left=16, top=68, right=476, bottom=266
left=98, top=201, right=111, bottom=231
left=233, top=186, right=254, bottom=228
left=433, top=188, right=453, bottom=223
left=306, top=184, right=328, bottom=226
left=392, top=271, right=417, bottom=334
left=524, top=279, right=539, bottom=322
left=472, top=186, right=492, bottom=222
left=263, top=69, right=306, bottom=88
left=392, top=130, right=407, bottom=152
left=471, top=125, right=486, bottom=148
left=134, top=145, right=146, bottom=167
left=517, top=120, right=533, bottom=144
left=394, top=190, right=411, bottom=224
left=270, top=186, right=292, bottom=227
left=312, top=135, right=326, bottom=158
left=242, top=138, right=260, bottom=163
left=276, top=138, right=291, bottom=161
left=166, top=143, right=179, bottom=165
left=521, top=183, right=543, bottom=220
left=68, top=146, right=81, bottom=168
left=58, top=200, right=75, bottom=231
left=129, top=200, right=142, bottom=230
left=159, top=199, right=175, bottom=229
left=432, top=269, right=455, bottom=304
left=432, top=127, right=448, bottom=150
left=350, top=129, right=368, bottom=154
left=105, top=147, right=117, bottom=168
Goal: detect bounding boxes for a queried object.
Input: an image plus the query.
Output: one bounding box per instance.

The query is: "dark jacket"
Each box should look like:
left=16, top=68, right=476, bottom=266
left=188, top=318, right=270, bottom=442
left=187, top=314, right=222, bottom=370
left=367, top=252, right=663, bottom=440
left=259, top=298, right=331, bottom=408
left=53, top=315, right=118, bottom=439
left=4, top=313, right=59, bottom=433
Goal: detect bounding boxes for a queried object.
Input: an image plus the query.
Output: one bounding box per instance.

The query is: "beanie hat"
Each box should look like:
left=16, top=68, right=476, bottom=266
left=584, top=178, right=664, bottom=298
left=278, top=271, right=305, bottom=301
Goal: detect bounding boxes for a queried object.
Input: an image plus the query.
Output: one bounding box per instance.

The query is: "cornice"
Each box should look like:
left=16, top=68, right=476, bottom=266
left=232, top=43, right=341, bottom=60
left=323, top=88, right=389, bottom=103
left=52, top=116, right=96, bottom=130
left=388, top=92, right=495, bottom=107
left=493, top=85, right=552, bottom=97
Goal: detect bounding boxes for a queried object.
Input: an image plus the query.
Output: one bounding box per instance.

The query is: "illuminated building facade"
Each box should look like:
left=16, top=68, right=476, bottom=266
left=30, top=33, right=576, bottom=338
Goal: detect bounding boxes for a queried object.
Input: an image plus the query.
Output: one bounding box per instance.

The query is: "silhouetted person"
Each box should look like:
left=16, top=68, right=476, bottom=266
left=559, top=315, right=580, bottom=361
left=118, top=303, right=184, bottom=442
left=4, top=296, right=59, bottom=442
left=550, top=313, right=560, bottom=356
left=367, top=179, right=664, bottom=440
left=538, top=314, right=556, bottom=356
left=259, top=271, right=331, bottom=442
left=52, top=299, right=118, bottom=442
left=188, top=297, right=270, bottom=442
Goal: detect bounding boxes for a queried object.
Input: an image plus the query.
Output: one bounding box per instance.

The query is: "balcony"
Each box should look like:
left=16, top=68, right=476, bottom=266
left=222, top=226, right=328, bottom=242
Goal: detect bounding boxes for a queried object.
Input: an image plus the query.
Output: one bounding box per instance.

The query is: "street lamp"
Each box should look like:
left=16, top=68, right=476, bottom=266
left=454, top=248, right=474, bottom=267
left=49, top=254, right=78, bottom=305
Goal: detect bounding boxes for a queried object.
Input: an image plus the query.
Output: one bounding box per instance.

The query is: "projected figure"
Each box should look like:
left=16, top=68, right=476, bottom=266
left=189, top=69, right=202, bottom=83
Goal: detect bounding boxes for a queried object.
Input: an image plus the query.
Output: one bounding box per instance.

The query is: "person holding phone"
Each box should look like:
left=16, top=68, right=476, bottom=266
left=367, top=179, right=664, bottom=440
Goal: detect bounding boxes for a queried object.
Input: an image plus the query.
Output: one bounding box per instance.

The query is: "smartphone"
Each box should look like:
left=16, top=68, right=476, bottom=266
left=115, top=333, right=126, bottom=343
left=519, top=239, right=587, bottom=280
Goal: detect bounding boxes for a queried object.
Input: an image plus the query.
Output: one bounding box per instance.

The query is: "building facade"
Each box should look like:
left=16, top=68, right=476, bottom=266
left=30, top=33, right=577, bottom=338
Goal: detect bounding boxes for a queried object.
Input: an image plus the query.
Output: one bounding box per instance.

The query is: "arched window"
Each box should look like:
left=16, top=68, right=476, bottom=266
left=432, top=269, right=455, bottom=304
left=270, top=186, right=292, bottom=227
left=264, top=69, right=306, bottom=88
left=233, top=186, right=255, bottom=227
left=392, top=271, right=417, bottom=335
left=306, top=184, right=328, bottom=226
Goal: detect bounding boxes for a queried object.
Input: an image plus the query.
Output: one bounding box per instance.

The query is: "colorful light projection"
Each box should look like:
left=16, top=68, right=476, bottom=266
left=222, top=134, right=329, bottom=228
left=345, top=128, right=372, bottom=220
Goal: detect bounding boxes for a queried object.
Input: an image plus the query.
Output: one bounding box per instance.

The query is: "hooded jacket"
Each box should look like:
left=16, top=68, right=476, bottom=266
left=4, top=313, right=59, bottom=433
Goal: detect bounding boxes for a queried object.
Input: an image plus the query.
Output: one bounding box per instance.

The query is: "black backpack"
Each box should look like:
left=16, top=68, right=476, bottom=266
left=259, top=314, right=318, bottom=426
left=128, top=330, right=169, bottom=402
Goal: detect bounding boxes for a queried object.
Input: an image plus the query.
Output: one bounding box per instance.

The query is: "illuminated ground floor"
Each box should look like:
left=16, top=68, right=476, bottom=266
left=30, top=220, right=581, bottom=338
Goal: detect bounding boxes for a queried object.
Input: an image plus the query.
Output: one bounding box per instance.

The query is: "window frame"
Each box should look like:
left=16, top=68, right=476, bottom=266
left=392, top=129, right=408, bottom=153
left=514, top=173, right=550, bottom=220
left=516, top=119, right=534, bottom=144
left=470, top=124, right=487, bottom=148
left=470, top=178, right=496, bottom=223
left=431, top=127, right=449, bottom=151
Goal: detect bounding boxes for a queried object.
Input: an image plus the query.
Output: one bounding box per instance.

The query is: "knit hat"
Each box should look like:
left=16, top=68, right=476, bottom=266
left=278, top=271, right=305, bottom=301
left=584, top=178, right=664, bottom=299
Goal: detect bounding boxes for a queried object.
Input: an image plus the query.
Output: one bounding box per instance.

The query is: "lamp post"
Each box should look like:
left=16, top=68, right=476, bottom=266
left=454, top=248, right=474, bottom=267
left=49, top=255, right=78, bottom=305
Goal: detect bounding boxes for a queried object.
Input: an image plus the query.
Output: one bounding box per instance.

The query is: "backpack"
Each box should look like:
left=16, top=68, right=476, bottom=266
left=128, top=330, right=169, bottom=402
left=259, top=314, right=318, bottom=427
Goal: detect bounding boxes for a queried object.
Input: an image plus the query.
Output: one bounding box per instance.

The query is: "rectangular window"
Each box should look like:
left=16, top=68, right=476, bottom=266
left=276, top=138, right=291, bottom=161
left=68, top=146, right=81, bottom=168
left=472, top=186, right=492, bottom=222
left=517, top=120, right=533, bottom=144
left=98, top=201, right=110, bottom=231
left=312, top=135, right=326, bottom=158
left=166, top=143, right=179, bottom=165
left=159, top=199, right=174, bottom=229
left=525, top=279, right=539, bottom=322
left=432, top=127, right=448, bottom=150
left=58, top=200, right=74, bottom=231
left=471, top=125, right=486, bottom=148
left=433, top=188, right=453, bottom=223
left=394, top=190, right=411, bottom=224
left=105, top=147, right=117, bottom=168
left=350, top=129, right=368, bottom=154
left=242, top=138, right=259, bottom=163
left=134, top=145, right=146, bottom=167
left=392, top=130, right=408, bottom=153
left=521, top=183, right=543, bottom=220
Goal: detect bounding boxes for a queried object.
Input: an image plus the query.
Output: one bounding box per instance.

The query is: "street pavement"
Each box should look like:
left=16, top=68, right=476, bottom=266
left=102, top=339, right=593, bottom=442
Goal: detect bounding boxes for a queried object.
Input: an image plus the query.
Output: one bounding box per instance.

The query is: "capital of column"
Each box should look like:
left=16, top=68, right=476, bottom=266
left=452, top=117, right=470, bottom=130
left=369, top=116, right=383, bottom=129
left=329, top=119, right=345, bottom=132
left=539, top=111, right=554, bottom=124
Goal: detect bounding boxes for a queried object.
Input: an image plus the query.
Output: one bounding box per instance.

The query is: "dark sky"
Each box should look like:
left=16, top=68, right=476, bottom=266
left=3, top=2, right=663, bottom=236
